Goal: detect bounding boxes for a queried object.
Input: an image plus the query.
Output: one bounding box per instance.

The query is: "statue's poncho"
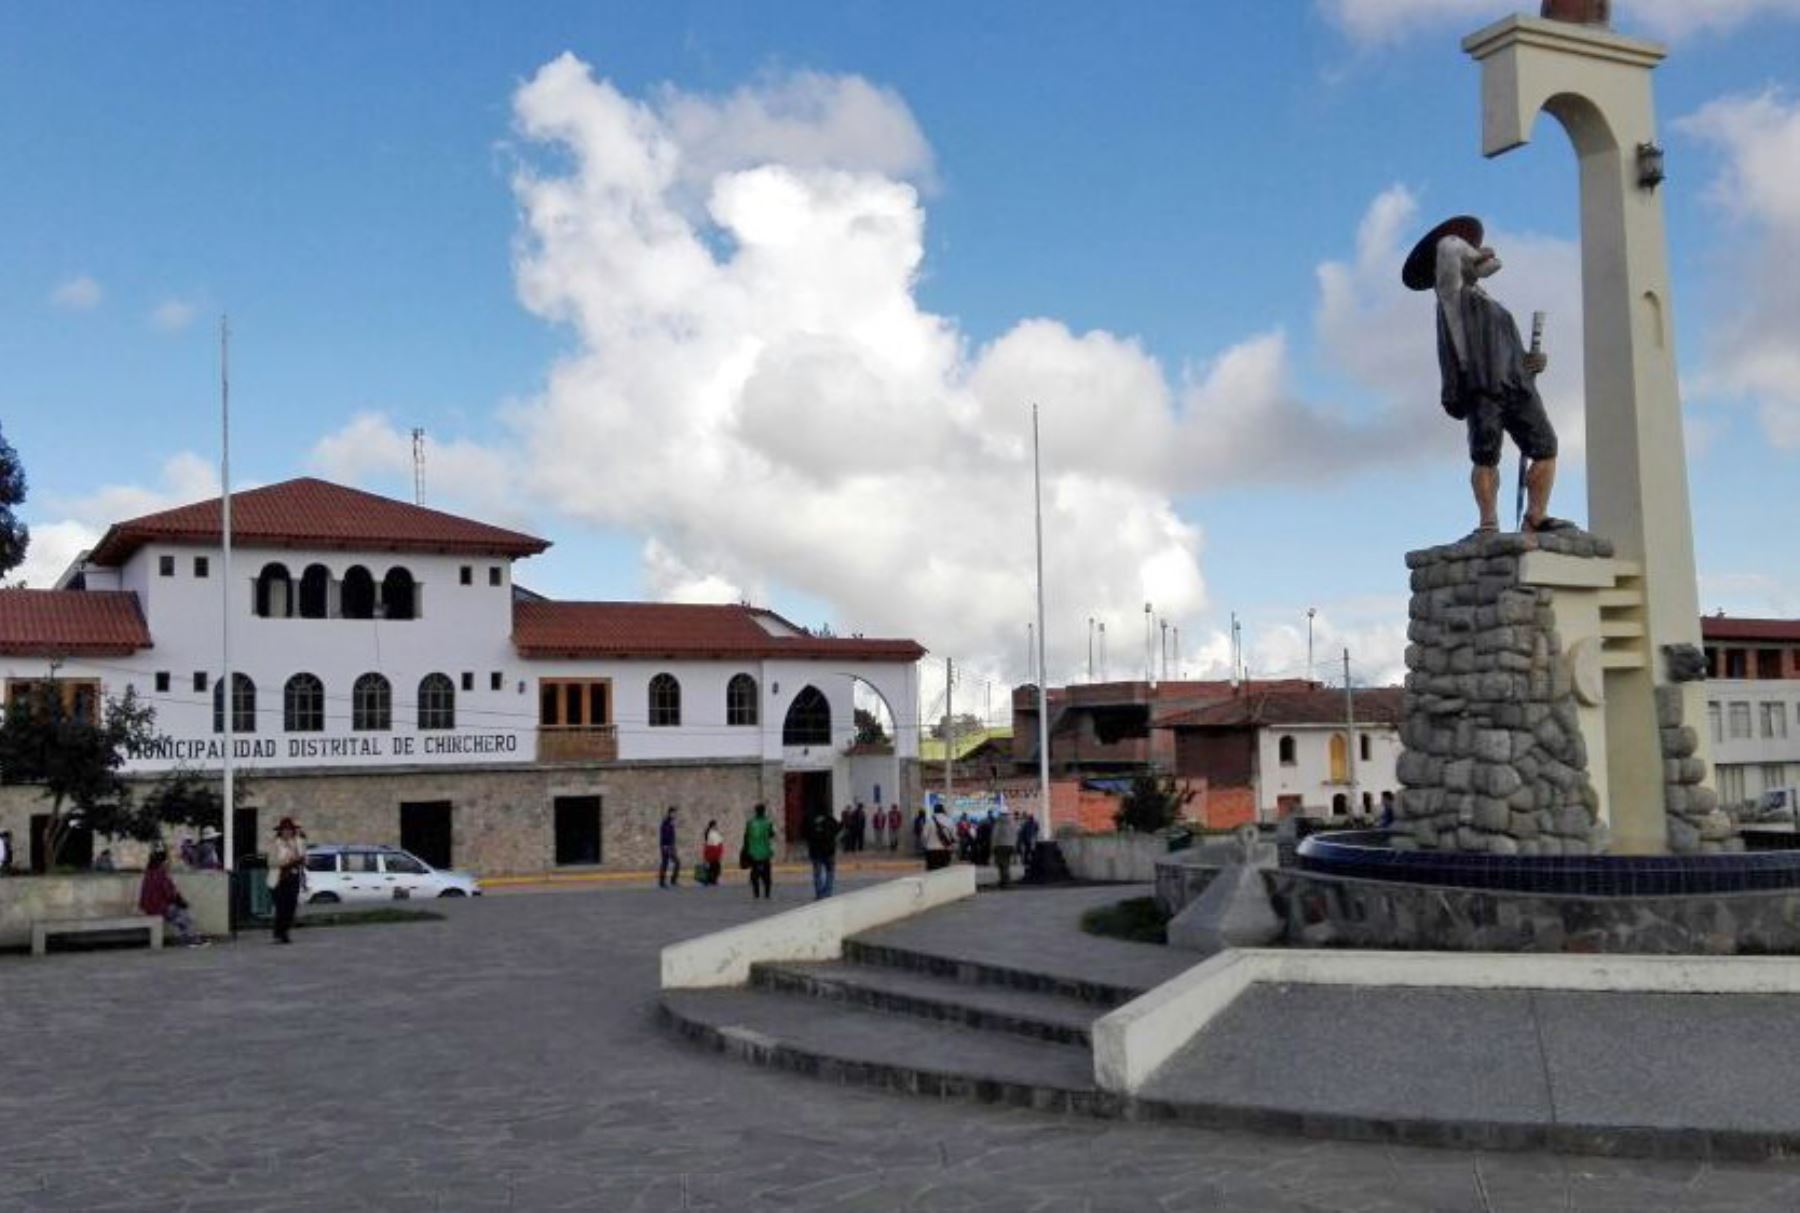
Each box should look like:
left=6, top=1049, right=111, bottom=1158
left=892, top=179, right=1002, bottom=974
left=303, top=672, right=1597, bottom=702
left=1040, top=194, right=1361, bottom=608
left=1435, top=285, right=1535, bottom=422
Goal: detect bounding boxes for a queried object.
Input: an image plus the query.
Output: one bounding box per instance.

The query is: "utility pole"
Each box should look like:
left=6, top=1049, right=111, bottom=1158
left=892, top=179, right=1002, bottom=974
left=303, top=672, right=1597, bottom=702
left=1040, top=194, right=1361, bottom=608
left=1307, top=607, right=1317, bottom=687
left=1343, top=647, right=1359, bottom=815
left=1230, top=613, right=1242, bottom=688
left=220, top=316, right=235, bottom=873
left=1031, top=404, right=1051, bottom=842
left=1143, top=603, right=1154, bottom=688
left=1159, top=618, right=1169, bottom=681
left=1173, top=626, right=1181, bottom=681
left=943, top=656, right=954, bottom=810
left=1098, top=621, right=1107, bottom=682
left=1087, top=617, right=1095, bottom=683
left=1026, top=623, right=1035, bottom=684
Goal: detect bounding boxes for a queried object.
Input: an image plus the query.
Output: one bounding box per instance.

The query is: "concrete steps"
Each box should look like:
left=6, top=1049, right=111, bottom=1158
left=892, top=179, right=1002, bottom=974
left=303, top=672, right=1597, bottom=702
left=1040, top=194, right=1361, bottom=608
left=751, top=959, right=1100, bottom=1046
left=658, top=920, right=1150, bottom=1116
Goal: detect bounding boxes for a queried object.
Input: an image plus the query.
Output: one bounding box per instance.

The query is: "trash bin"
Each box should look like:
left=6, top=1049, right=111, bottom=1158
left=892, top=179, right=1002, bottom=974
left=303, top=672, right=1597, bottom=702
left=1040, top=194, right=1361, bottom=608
left=232, top=855, right=273, bottom=927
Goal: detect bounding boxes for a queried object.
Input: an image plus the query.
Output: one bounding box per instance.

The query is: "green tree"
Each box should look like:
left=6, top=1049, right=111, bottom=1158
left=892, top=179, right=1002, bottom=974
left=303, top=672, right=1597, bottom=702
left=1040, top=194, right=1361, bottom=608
left=854, top=708, right=890, bottom=746
left=0, top=425, right=28, bottom=580
left=138, top=767, right=252, bottom=837
left=1113, top=774, right=1190, bottom=833
left=930, top=712, right=984, bottom=741
left=0, top=687, right=156, bottom=867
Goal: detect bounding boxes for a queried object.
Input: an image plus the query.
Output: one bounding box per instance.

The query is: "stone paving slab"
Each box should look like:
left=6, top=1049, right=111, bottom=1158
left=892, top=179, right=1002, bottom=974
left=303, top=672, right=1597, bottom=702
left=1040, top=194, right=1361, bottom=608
left=3, top=876, right=1800, bottom=1209
left=758, top=959, right=1101, bottom=1037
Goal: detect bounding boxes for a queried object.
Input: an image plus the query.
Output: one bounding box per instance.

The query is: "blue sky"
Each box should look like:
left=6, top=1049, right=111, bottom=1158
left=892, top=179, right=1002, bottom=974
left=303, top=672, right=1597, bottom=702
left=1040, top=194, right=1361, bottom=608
left=3, top=2, right=1797, bottom=709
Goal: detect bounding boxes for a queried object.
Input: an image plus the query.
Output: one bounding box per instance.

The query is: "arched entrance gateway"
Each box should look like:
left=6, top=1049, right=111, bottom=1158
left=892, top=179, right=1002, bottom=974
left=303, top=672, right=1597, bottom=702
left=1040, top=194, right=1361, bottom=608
left=780, top=687, right=834, bottom=843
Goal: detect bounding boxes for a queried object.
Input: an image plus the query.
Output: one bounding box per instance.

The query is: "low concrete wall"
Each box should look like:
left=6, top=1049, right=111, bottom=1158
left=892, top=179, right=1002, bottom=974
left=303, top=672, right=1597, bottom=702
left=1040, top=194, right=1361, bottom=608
left=1058, top=834, right=1168, bottom=883
left=0, top=870, right=228, bottom=948
left=660, top=866, right=978, bottom=989
left=1094, top=946, right=1800, bottom=1094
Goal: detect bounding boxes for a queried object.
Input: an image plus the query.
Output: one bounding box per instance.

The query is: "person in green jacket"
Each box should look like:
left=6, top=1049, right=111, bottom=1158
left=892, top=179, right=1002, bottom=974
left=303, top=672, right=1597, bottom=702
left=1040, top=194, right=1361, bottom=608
left=742, top=803, right=777, bottom=899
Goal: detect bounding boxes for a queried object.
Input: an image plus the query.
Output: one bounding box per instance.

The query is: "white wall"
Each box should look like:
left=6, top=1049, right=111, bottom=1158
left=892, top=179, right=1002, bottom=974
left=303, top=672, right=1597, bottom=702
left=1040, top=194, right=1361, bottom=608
left=1707, top=681, right=1800, bottom=805
left=4, top=542, right=922, bottom=781
left=1256, top=723, right=1401, bottom=817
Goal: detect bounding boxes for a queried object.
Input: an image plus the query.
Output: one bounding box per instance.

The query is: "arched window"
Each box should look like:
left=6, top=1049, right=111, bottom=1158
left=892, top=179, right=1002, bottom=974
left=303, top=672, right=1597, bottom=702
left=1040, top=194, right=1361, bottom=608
left=353, top=673, right=392, bottom=731
left=298, top=564, right=330, bottom=619
left=783, top=685, right=832, bottom=746
left=726, top=674, right=758, bottom=726
left=1332, top=792, right=1349, bottom=815
left=648, top=673, right=681, bottom=727
left=381, top=566, right=417, bottom=621
left=1329, top=733, right=1349, bottom=784
left=212, top=673, right=256, bottom=734
left=418, top=673, right=455, bottom=730
left=341, top=566, right=376, bottom=619
left=284, top=673, right=324, bottom=732
left=254, top=563, right=293, bottom=618
left=1277, top=735, right=1297, bottom=766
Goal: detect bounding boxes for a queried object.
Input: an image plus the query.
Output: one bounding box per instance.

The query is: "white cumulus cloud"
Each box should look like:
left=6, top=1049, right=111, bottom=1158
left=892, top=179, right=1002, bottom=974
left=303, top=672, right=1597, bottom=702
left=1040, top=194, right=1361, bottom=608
left=49, top=275, right=104, bottom=311
left=311, top=59, right=1557, bottom=690
left=1678, top=90, right=1800, bottom=448
left=149, top=298, right=197, bottom=333
left=12, top=453, right=221, bottom=588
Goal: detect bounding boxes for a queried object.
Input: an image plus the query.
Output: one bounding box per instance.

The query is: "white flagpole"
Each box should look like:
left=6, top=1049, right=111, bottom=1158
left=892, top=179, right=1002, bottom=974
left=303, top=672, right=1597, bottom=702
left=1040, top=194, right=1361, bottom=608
left=220, top=316, right=235, bottom=872
left=1032, top=405, right=1051, bottom=839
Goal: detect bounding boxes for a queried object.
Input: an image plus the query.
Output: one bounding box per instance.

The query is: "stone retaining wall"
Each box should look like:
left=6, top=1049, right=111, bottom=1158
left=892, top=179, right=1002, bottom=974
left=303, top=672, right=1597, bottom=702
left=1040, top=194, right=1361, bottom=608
left=1397, top=531, right=1605, bottom=854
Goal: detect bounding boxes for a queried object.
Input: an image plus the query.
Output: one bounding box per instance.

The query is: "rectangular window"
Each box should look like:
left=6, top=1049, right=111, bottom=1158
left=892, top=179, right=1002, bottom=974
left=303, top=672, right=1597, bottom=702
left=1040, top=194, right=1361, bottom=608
left=538, top=678, right=611, bottom=729
left=158, top=554, right=174, bottom=577
left=155, top=671, right=171, bottom=693
left=1705, top=647, right=1719, bottom=678
left=1729, top=702, right=1752, bottom=740
left=1708, top=702, right=1723, bottom=744
left=1764, top=702, right=1790, bottom=740
left=194, top=556, right=209, bottom=578
left=1761, top=764, right=1787, bottom=796
left=4, top=679, right=101, bottom=723
left=489, top=566, right=502, bottom=587
left=461, top=671, right=474, bottom=693
left=1726, top=649, right=1748, bottom=679
left=193, top=672, right=209, bottom=693
left=459, top=565, right=472, bottom=585
left=1758, top=649, right=1783, bottom=680
left=1719, top=765, right=1746, bottom=805
left=490, top=671, right=502, bottom=692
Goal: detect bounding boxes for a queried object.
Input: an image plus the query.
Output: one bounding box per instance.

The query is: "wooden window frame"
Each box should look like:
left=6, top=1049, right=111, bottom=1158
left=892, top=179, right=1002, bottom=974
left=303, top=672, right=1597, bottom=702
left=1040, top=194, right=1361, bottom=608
left=538, top=678, right=612, bottom=730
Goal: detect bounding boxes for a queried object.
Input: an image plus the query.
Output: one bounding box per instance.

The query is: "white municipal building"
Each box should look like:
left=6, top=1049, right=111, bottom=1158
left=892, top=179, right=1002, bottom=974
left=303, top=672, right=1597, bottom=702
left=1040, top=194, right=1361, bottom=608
left=0, top=479, right=924, bottom=875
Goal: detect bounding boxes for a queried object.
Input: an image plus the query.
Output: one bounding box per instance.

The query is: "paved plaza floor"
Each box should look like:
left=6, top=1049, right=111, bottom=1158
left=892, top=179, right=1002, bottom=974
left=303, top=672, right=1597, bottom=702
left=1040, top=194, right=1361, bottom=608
left=5, top=877, right=1800, bottom=1211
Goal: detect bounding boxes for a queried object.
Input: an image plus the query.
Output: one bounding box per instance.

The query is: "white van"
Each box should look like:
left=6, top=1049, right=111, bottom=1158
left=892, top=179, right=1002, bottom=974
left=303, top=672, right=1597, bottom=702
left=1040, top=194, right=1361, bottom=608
left=301, top=845, right=481, bottom=904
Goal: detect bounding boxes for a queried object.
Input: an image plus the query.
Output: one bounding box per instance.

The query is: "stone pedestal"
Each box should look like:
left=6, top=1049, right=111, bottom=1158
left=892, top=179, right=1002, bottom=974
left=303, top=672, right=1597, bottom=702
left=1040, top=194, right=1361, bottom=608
left=1398, top=529, right=1737, bottom=855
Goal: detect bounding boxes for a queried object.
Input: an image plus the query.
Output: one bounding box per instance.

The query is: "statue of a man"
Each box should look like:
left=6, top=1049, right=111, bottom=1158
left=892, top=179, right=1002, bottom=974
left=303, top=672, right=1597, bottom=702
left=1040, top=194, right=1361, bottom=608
left=1403, top=215, right=1566, bottom=535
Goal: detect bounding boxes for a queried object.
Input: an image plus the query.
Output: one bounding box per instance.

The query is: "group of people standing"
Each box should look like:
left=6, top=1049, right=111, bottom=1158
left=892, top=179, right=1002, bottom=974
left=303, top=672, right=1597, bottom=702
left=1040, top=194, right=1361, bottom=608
left=656, top=800, right=1040, bottom=901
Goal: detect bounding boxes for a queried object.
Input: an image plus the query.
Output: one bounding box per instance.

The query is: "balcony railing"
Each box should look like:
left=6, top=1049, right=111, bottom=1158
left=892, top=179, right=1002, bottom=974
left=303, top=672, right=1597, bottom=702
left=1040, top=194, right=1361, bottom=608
left=537, top=724, right=618, bottom=763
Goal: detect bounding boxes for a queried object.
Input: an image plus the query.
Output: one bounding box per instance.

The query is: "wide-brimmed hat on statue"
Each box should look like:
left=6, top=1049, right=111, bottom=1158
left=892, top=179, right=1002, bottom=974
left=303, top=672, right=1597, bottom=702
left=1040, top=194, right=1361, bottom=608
left=1402, top=215, right=1484, bottom=291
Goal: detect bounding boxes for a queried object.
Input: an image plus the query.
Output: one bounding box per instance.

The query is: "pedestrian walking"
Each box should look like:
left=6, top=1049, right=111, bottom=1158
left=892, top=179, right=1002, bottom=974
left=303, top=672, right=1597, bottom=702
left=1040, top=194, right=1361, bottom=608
left=804, top=804, right=841, bottom=899
left=138, top=848, right=208, bottom=947
left=195, top=825, right=222, bottom=870
left=658, top=806, right=681, bottom=888
left=742, top=803, right=776, bottom=899
left=991, top=810, right=1020, bottom=889
left=870, top=805, right=885, bottom=851
left=701, top=819, right=725, bottom=886
left=924, top=805, right=955, bottom=871
left=887, top=804, right=902, bottom=851
left=268, top=817, right=307, bottom=944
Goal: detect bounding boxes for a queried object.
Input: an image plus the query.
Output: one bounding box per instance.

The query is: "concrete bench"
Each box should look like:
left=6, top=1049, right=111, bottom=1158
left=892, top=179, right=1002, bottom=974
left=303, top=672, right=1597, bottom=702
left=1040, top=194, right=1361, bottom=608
left=31, top=915, right=164, bottom=957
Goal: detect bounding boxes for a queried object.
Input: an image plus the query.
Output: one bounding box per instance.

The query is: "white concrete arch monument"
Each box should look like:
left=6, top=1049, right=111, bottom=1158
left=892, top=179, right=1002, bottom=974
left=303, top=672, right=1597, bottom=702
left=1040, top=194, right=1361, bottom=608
left=1460, top=7, right=1715, bottom=854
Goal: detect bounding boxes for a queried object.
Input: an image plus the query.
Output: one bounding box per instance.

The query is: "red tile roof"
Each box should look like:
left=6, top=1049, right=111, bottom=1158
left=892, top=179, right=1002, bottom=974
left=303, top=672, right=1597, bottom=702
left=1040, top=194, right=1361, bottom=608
left=1159, top=687, right=1404, bottom=729
left=0, top=590, right=152, bottom=656
left=86, top=478, right=549, bottom=565
left=1703, top=617, right=1800, bottom=643
left=513, top=601, right=925, bottom=662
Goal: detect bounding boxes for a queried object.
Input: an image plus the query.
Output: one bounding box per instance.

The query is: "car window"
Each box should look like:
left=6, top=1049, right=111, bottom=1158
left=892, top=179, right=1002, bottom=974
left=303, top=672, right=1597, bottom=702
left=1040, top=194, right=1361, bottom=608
left=383, top=852, right=428, bottom=875
left=304, top=853, right=337, bottom=873
left=348, top=851, right=382, bottom=874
